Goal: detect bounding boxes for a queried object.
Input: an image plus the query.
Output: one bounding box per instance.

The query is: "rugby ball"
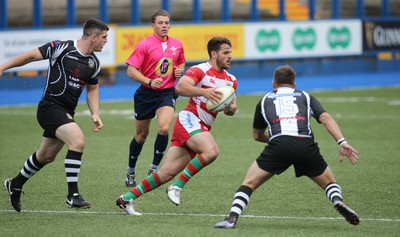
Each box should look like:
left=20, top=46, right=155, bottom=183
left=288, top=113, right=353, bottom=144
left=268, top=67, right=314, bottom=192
left=206, top=86, right=235, bottom=113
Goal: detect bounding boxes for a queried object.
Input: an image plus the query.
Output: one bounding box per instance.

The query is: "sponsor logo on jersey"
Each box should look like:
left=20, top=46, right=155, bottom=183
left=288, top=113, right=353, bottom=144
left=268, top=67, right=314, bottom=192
left=88, top=58, right=95, bottom=68
left=186, top=112, right=194, bottom=128
left=50, top=40, right=62, bottom=48
left=66, top=113, right=74, bottom=120
left=208, top=76, right=216, bottom=85
left=155, top=58, right=172, bottom=76
left=170, top=46, right=177, bottom=56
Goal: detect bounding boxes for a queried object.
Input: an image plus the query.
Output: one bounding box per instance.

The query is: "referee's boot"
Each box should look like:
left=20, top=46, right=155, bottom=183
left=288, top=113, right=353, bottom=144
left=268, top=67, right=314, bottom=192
left=125, top=173, right=136, bottom=187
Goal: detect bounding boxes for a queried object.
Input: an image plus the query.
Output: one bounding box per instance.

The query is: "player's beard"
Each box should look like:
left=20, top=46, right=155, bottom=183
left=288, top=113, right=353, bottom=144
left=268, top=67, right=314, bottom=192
left=216, top=57, right=230, bottom=70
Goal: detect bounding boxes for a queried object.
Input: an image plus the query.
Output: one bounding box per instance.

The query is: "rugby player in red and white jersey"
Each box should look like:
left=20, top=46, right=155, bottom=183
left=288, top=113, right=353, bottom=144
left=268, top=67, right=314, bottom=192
left=116, top=36, right=237, bottom=215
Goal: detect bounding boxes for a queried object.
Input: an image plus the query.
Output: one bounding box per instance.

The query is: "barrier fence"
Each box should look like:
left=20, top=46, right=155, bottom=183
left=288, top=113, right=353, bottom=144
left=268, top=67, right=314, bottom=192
left=0, top=0, right=399, bottom=79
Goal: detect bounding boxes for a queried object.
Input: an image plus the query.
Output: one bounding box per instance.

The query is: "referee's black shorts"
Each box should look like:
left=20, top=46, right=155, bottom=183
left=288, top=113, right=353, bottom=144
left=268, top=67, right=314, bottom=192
left=37, top=100, right=75, bottom=138
left=256, top=136, right=328, bottom=178
left=133, top=86, right=178, bottom=120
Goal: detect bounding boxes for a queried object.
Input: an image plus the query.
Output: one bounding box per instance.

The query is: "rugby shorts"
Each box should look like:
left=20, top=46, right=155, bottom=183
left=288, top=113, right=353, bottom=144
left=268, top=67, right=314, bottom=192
left=37, top=100, right=75, bottom=138
left=256, top=135, right=328, bottom=177
left=171, top=110, right=210, bottom=158
left=133, top=86, right=178, bottom=120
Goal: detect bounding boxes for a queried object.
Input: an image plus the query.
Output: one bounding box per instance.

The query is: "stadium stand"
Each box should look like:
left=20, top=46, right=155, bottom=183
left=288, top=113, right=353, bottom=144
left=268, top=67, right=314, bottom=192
left=237, top=0, right=313, bottom=20
left=1, top=0, right=399, bottom=106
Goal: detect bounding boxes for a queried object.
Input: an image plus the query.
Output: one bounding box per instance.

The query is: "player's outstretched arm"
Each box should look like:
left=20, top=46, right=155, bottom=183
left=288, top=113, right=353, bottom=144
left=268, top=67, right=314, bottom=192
left=319, top=112, right=359, bottom=165
left=339, top=142, right=359, bottom=165
left=0, top=48, right=43, bottom=76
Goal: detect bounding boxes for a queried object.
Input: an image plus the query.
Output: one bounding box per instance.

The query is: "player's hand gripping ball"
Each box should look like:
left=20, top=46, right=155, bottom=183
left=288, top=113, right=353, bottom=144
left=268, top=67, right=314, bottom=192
left=206, top=86, right=235, bottom=113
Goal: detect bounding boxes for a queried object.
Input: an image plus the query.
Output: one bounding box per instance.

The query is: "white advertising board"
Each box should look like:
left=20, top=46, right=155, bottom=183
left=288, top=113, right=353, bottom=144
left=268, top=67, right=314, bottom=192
left=244, top=20, right=362, bottom=59
left=0, top=27, right=116, bottom=71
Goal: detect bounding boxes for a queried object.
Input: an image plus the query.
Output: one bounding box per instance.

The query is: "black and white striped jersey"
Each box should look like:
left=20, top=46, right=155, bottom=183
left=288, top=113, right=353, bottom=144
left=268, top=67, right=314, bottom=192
left=253, top=87, right=326, bottom=141
left=38, top=40, right=100, bottom=111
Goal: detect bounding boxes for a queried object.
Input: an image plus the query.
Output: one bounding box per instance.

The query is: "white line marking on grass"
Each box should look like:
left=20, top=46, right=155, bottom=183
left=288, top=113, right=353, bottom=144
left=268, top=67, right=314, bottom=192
left=0, top=209, right=398, bottom=222
left=317, top=97, right=386, bottom=103
left=388, top=100, right=400, bottom=106
left=1, top=109, right=399, bottom=121
left=220, top=113, right=400, bottom=120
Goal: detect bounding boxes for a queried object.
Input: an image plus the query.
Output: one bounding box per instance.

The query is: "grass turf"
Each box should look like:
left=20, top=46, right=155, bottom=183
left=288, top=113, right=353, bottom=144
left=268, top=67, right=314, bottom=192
left=0, top=87, right=399, bottom=237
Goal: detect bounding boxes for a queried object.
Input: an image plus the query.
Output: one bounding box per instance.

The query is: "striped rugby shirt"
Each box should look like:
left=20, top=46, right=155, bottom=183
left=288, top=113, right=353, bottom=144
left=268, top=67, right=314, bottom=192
left=38, top=40, right=100, bottom=111
left=253, top=87, right=326, bottom=141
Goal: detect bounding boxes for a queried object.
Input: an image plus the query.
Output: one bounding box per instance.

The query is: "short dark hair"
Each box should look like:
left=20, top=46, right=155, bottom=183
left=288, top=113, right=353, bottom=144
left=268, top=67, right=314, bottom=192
left=151, top=9, right=170, bottom=23
left=207, top=37, right=231, bottom=58
left=273, top=65, right=296, bottom=85
left=82, top=18, right=109, bottom=38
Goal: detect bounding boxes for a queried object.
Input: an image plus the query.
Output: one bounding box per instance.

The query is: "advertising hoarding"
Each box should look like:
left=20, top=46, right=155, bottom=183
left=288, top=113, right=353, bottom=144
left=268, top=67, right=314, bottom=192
left=116, top=24, right=244, bottom=64
left=244, top=20, right=362, bottom=59
left=0, top=28, right=116, bottom=71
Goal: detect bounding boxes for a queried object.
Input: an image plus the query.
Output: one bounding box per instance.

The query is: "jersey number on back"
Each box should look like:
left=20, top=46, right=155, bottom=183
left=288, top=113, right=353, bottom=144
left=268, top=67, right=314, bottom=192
left=273, top=97, right=299, bottom=116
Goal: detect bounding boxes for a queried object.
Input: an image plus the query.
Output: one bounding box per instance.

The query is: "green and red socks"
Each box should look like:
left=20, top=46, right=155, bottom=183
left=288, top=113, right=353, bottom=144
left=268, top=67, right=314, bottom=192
left=172, top=155, right=208, bottom=189
left=122, top=172, right=163, bottom=201
left=122, top=155, right=209, bottom=201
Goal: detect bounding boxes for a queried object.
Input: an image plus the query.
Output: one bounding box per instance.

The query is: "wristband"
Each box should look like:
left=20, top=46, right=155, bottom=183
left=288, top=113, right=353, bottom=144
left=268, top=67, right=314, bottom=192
left=148, top=79, right=153, bottom=87
left=337, top=138, right=347, bottom=146
left=337, top=138, right=345, bottom=143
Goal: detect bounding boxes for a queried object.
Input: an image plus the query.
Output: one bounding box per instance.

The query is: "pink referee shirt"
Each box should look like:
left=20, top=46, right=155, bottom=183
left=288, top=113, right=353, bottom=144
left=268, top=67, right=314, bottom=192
left=126, top=34, right=186, bottom=90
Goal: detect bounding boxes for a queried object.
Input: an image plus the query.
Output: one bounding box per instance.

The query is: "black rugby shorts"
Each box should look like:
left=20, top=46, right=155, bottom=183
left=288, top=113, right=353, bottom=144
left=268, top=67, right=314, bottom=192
left=133, top=86, right=178, bottom=120
left=256, top=136, right=328, bottom=177
left=37, top=100, right=75, bottom=138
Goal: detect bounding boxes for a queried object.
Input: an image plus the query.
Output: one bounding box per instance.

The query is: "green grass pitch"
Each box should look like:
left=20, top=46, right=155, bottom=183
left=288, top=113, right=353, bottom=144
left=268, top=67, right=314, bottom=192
left=1, top=87, right=399, bottom=237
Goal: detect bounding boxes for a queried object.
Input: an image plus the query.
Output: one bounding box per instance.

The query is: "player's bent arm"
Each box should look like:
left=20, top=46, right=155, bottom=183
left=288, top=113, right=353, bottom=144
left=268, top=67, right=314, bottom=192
left=176, top=76, right=222, bottom=103
left=86, top=84, right=103, bottom=131
left=0, top=48, right=43, bottom=76
left=177, top=63, right=185, bottom=72
left=175, top=76, right=204, bottom=97
left=127, top=65, right=152, bottom=85
left=174, top=63, right=185, bottom=78
left=318, top=112, right=346, bottom=143
left=253, top=128, right=269, bottom=143
left=86, top=83, right=100, bottom=116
